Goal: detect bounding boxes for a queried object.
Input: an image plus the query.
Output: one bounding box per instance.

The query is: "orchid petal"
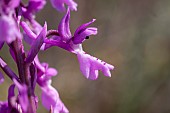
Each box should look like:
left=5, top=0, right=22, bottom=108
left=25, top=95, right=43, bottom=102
left=77, top=52, right=114, bottom=80
left=26, top=22, right=47, bottom=63
left=73, top=27, right=97, bottom=44
left=58, top=8, right=72, bottom=41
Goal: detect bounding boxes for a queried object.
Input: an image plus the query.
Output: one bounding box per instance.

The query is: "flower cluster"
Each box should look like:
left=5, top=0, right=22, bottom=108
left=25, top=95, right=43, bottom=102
left=0, top=0, right=114, bottom=113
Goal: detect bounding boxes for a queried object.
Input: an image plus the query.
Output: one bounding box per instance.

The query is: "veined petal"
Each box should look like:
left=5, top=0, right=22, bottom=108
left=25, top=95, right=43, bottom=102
left=58, top=8, right=72, bottom=41
left=26, top=22, right=47, bottom=63
left=77, top=52, right=114, bottom=80
left=73, top=27, right=97, bottom=44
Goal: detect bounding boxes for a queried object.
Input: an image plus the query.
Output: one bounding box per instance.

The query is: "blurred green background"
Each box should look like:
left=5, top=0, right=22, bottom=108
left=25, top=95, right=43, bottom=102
left=1, top=0, right=170, bottom=113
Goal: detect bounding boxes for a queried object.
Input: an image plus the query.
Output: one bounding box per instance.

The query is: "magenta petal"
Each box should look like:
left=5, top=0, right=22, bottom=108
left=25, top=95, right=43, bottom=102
left=58, top=8, right=72, bottom=41
left=77, top=52, right=114, bottom=80
left=74, top=19, right=96, bottom=35
left=20, top=21, right=36, bottom=41
left=54, top=98, right=69, bottom=113
left=41, top=85, right=59, bottom=110
left=26, top=22, right=47, bottom=63
left=89, top=68, right=99, bottom=80
left=77, top=52, right=90, bottom=79
left=73, top=27, right=97, bottom=44
left=46, top=68, right=58, bottom=77
left=0, top=72, right=4, bottom=84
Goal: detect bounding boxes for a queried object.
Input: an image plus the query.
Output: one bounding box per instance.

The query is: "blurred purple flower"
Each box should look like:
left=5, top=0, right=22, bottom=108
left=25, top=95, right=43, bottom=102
left=0, top=15, right=21, bottom=43
left=50, top=0, right=77, bottom=12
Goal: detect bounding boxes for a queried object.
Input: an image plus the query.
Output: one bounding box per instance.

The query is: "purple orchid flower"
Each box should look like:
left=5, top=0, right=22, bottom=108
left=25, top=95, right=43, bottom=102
left=50, top=0, right=77, bottom=12
left=33, top=56, right=68, bottom=112
left=45, top=8, right=114, bottom=80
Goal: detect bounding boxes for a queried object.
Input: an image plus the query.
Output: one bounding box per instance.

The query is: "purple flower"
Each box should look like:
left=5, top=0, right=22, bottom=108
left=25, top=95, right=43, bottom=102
left=21, top=0, right=46, bottom=20
left=34, top=55, right=57, bottom=86
left=41, top=82, right=68, bottom=113
left=50, top=0, right=77, bottom=12
left=0, top=15, right=21, bottom=43
left=45, top=8, right=114, bottom=80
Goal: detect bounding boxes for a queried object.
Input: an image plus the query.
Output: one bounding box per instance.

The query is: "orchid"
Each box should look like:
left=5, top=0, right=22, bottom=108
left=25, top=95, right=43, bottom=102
left=0, top=0, right=114, bottom=113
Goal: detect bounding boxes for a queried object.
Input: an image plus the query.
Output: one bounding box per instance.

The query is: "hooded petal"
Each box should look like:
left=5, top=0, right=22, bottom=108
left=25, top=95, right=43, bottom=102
left=73, top=27, right=97, bottom=44
left=50, top=0, right=77, bottom=12
left=58, top=8, right=72, bottom=41
left=77, top=52, right=114, bottom=80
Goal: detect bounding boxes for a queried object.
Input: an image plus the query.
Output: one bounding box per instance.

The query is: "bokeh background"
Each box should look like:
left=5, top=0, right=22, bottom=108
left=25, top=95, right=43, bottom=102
left=1, top=0, right=170, bottom=113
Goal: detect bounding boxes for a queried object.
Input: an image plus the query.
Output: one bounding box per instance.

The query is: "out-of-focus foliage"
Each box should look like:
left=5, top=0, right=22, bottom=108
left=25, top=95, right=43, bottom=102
left=1, top=0, right=170, bottom=113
